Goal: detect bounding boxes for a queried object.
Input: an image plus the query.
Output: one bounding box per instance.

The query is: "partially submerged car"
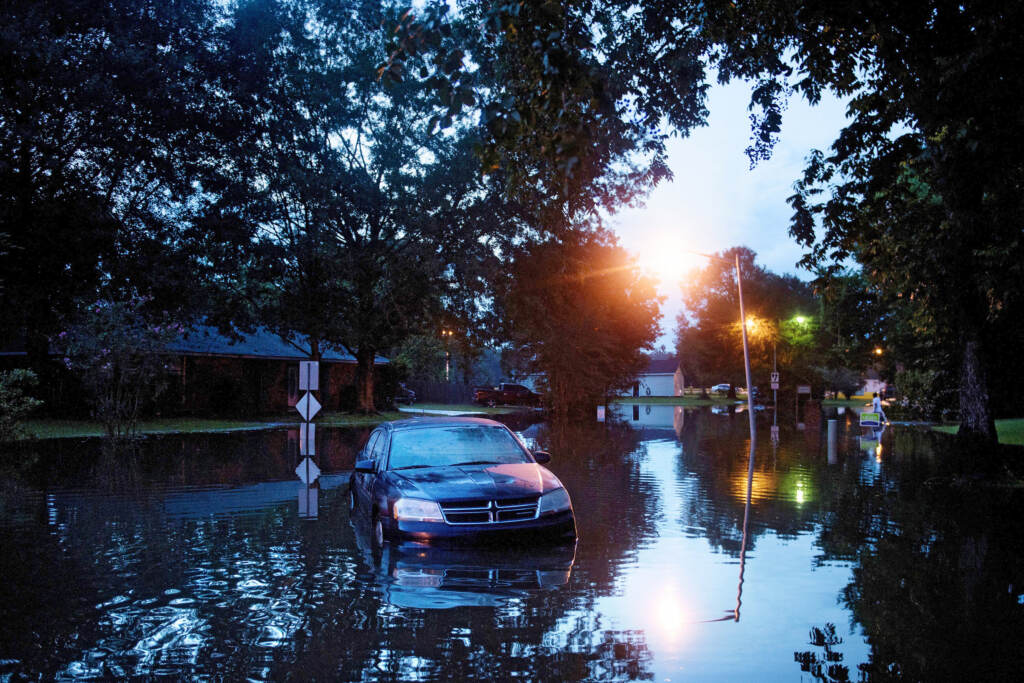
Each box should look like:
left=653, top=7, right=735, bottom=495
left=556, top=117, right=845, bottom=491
left=349, top=417, right=576, bottom=545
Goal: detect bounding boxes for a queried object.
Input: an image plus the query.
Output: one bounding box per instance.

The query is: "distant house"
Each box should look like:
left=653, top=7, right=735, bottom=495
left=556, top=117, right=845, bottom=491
left=166, top=326, right=389, bottom=414
left=1, top=325, right=389, bottom=415
left=620, top=358, right=683, bottom=397
left=855, top=368, right=887, bottom=398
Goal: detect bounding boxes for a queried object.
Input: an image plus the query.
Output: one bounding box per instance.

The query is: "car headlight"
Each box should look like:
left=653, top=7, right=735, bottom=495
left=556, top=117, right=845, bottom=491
left=538, top=488, right=572, bottom=515
left=393, top=498, right=444, bottom=523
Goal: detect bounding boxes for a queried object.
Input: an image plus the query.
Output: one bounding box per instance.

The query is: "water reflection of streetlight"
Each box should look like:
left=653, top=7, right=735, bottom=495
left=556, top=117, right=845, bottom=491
left=441, top=329, right=453, bottom=382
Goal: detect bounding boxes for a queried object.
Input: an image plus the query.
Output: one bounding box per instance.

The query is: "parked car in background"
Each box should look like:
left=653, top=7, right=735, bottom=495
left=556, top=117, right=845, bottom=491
left=349, top=417, right=576, bottom=545
left=711, top=383, right=731, bottom=393
left=394, top=382, right=416, bottom=406
left=473, top=383, right=541, bottom=407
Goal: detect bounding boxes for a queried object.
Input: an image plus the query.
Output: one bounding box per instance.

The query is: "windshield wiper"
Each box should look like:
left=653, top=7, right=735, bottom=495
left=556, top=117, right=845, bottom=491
left=455, top=460, right=502, bottom=466
left=392, top=464, right=434, bottom=471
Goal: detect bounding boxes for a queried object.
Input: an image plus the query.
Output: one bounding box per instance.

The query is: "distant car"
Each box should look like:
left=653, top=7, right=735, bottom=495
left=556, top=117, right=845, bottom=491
left=394, top=382, right=416, bottom=406
left=711, top=383, right=731, bottom=393
left=473, top=383, right=541, bottom=407
left=349, top=417, right=576, bottom=545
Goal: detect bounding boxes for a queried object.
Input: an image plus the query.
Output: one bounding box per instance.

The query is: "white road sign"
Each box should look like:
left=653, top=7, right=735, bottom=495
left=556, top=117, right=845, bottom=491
left=295, top=392, right=321, bottom=421
left=295, top=457, right=321, bottom=485
left=299, top=423, right=315, bottom=456
left=298, top=483, right=319, bottom=519
left=770, top=371, right=779, bottom=383
left=299, top=361, right=319, bottom=391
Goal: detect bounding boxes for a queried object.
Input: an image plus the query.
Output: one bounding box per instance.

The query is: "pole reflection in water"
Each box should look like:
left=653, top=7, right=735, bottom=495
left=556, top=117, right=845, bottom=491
left=703, top=430, right=757, bottom=624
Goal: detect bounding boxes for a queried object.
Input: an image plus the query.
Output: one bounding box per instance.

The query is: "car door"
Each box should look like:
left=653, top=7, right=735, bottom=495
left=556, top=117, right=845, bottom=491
left=355, top=430, right=381, bottom=502
left=367, top=430, right=390, bottom=513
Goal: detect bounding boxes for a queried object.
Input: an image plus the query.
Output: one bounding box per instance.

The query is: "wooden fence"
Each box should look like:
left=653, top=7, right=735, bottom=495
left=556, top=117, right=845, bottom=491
left=404, top=380, right=476, bottom=404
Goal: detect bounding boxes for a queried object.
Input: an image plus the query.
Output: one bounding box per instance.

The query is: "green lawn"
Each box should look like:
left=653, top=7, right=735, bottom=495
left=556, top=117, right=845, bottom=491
left=610, top=396, right=740, bottom=406
left=20, top=411, right=410, bottom=439
left=933, top=418, right=1024, bottom=446
left=822, top=398, right=872, bottom=408
left=403, top=402, right=523, bottom=415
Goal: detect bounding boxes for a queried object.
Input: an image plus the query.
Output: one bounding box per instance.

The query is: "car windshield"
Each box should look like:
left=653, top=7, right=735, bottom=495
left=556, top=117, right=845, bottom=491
left=388, top=426, right=531, bottom=470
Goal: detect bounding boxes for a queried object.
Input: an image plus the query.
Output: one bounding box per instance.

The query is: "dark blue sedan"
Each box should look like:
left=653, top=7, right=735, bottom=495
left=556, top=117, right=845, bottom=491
left=348, top=417, right=576, bottom=545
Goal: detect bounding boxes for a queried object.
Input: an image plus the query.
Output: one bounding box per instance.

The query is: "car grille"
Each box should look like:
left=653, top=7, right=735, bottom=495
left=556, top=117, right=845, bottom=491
left=439, top=496, right=540, bottom=525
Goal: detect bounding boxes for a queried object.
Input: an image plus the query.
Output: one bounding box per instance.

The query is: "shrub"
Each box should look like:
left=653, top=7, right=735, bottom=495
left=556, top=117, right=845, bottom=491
left=54, top=298, right=181, bottom=440
left=0, top=369, right=43, bottom=442
left=892, top=368, right=944, bottom=420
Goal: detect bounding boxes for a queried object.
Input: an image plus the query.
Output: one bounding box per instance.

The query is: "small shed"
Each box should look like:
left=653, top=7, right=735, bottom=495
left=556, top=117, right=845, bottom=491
left=621, top=358, right=683, bottom=397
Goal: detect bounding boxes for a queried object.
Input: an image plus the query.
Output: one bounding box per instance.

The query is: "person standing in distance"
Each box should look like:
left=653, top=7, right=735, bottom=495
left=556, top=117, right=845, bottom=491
left=872, top=392, right=888, bottom=424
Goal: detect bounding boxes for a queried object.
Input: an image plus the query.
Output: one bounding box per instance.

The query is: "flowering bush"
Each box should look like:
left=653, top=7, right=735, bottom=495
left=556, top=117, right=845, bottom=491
left=54, top=298, right=182, bottom=440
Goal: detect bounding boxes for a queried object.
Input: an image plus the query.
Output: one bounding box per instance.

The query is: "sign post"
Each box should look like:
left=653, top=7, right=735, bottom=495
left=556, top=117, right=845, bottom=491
left=294, top=360, right=320, bottom=519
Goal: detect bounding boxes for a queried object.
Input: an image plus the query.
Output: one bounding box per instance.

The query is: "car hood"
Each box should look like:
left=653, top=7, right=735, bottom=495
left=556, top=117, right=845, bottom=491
left=391, top=463, right=563, bottom=501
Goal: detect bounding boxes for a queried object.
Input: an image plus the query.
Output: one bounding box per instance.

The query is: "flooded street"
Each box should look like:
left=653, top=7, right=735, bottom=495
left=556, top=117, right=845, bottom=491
left=2, top=407, right=1022, bottom=681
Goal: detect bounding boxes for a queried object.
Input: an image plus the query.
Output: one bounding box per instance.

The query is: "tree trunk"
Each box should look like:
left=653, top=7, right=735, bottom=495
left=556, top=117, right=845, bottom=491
left=355, top=347, right=376, bottom=414
left=957, top=329, right=996, bottom=445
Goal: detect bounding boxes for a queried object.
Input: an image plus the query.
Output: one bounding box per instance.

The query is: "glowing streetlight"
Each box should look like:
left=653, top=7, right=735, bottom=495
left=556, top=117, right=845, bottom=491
left=874, top=347, right=884, bottom=356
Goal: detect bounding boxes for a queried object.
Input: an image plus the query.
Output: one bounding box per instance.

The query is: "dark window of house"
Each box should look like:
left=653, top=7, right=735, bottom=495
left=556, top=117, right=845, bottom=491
left=287, top=365, right=299, bottom=404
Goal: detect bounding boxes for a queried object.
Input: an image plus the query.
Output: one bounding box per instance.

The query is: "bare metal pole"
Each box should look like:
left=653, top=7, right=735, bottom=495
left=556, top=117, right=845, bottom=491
left=735, top=254, right=756, bottom=441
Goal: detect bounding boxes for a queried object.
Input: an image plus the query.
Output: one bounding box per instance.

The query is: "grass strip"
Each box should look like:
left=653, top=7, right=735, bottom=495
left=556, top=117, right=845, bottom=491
left=933, top=418, right=1024, bottom=446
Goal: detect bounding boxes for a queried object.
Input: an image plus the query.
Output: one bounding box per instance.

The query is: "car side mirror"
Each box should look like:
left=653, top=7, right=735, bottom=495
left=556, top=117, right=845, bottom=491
left=354, top=458, right=375, bottom=473
left=532, top=450, right=552, bottom=464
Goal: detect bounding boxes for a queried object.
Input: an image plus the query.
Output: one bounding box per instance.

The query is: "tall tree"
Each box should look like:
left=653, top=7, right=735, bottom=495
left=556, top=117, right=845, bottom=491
left=725, top=2, right=1024, bottom=443
left=495, top=228, right=661, bottom=416
left=225, top=1, right=527, bottom=412
left=0, top=0, right=263, bottom=355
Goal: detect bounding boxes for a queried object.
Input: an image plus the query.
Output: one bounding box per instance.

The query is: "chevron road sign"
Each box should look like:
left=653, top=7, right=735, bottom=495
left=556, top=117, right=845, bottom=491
left=295, top=392, right=321, bottom=421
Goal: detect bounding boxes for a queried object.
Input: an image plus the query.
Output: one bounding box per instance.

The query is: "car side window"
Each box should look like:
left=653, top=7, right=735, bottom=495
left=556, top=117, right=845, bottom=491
left=362, top=432, right=379, bottom=461
left=370, top=431, right=388, bottom=469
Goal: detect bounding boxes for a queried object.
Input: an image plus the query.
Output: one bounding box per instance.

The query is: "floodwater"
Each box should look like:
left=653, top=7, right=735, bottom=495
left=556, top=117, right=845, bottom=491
left=1, top=406, right=1022, bottom=681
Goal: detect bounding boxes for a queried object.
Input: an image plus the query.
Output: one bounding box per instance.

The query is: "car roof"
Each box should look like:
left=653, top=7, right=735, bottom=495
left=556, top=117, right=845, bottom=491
left=384, top=416, right=506, bottom=432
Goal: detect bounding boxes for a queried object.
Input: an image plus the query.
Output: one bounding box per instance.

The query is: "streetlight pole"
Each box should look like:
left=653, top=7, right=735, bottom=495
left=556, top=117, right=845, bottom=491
left=734, top=254, right=757, bottom=441
left=690, top=251, right=757, bottom=443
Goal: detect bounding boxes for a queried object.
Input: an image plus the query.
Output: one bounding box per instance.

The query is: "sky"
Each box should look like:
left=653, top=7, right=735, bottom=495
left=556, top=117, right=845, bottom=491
left=610, top=80, right=850, bottom=350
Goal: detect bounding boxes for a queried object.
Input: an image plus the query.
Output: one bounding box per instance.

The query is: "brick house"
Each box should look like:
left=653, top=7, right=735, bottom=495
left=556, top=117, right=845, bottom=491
left=166, top=326, right=389, bottom=415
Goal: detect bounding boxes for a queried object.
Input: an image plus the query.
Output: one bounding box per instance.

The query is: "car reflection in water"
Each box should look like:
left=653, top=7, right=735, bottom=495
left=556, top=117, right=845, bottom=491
left=350, top=519, right=577, bottom=609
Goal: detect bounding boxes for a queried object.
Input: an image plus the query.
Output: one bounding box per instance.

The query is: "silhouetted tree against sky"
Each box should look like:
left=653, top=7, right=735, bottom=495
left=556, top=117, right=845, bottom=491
left=495, top=229, right=661, bottom=416
left=0, top=0, right=274, bottom=356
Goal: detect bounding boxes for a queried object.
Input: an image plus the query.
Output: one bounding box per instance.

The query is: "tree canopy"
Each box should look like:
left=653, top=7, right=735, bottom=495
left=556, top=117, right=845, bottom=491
left=496, top=229, right=661, bottom=415
left=388, top=0, right=1024, bottom=442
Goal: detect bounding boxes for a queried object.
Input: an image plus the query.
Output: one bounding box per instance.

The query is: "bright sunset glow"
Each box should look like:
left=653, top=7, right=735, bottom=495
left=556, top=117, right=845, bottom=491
left=632, top=231, right=707, bottom=287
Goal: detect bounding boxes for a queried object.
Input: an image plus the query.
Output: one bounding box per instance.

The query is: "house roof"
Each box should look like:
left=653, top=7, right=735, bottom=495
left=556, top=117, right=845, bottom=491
left=643, top=358, right=680, bottom=375
left=166, top=326, right=388, bottom=364
left=1, top=326, right=389, bottom=364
